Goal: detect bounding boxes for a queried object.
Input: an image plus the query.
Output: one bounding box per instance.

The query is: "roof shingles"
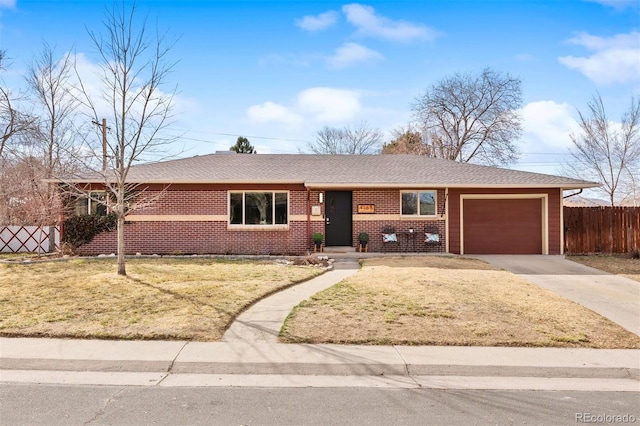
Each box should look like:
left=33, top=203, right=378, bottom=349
left=80, top=154, right=598, bottom=189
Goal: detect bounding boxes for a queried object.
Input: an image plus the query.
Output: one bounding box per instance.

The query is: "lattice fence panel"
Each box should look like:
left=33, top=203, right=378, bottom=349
left=0, top=226, right=60, bottom=253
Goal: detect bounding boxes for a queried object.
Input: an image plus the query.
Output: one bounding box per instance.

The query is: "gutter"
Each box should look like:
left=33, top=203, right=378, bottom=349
left=563, top=188, right=583, bottom=199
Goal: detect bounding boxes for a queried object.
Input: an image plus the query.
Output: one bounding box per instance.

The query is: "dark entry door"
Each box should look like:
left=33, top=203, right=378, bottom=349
left=325, top=191, right=352, bottom=246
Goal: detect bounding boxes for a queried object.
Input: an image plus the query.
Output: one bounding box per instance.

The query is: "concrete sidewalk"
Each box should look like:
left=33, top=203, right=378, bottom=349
left=2, top=336, right=639, bottom=379
left=1, top=255, right=639, bottom=389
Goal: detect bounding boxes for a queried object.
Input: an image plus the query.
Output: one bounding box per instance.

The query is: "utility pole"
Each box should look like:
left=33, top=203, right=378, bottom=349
left=92, top=118, right=108, bottom=172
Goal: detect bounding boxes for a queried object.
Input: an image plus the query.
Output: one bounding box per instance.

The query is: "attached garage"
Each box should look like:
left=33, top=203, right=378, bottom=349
left=460, top=195, right=547, bottom=255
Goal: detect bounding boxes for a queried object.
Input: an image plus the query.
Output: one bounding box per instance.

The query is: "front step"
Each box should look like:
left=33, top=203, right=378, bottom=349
left=322, top=246, right=356, bottom=253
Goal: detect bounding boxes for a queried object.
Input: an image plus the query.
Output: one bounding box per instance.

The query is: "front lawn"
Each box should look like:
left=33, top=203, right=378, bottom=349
left=0, top=257, right=323, bottom=341
left=280, top=256, right=640, bottom=348
left=567, top=254, right=640, bottom=282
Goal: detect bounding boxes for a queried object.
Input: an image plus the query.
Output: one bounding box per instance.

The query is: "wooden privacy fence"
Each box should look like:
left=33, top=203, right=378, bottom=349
left=564, top=207, right=640, bottom=254
left=0, top=225, right=60, bottom=253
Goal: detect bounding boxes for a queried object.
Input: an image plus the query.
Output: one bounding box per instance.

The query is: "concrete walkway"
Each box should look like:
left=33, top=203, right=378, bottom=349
left=1, top=255, right=639, bottom=390
left=474, top=255, right=640, bottom=337
left=222, top=260, right=360, bottom=344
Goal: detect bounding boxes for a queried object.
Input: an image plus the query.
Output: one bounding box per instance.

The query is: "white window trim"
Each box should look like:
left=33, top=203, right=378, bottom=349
left=75, top=191, right=108, bottom=216
left=400, top=190, right=438, bottom=217
left=228, top=190, right=290, bottom=229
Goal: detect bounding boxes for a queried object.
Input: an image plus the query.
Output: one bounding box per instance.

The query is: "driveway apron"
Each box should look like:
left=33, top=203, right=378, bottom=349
left=473, top=255, right=640, bottom=337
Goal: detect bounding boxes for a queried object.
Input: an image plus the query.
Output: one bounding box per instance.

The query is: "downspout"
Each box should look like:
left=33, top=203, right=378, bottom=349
left=562, top=188, right=583, bottom=200
left=561, top=188, right=583, bottom=255
left=306, top=188, right=311, bottom=249
left=443, top=189, right=449, bottom=253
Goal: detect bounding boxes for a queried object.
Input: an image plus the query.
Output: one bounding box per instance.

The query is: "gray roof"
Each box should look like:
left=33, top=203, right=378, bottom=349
left=78, top=154, right=599, bottom=189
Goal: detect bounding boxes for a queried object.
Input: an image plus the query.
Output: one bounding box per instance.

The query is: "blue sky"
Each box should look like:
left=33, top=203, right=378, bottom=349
left=1, top=0, right=639, bottom=175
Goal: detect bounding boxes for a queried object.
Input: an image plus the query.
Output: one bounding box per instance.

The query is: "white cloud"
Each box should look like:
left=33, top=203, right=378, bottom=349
left=246, top=101, right=302, bottom=126
left=342, top=3, right=436, bottom=42
left=258, top=53, right=313, bottom=68
left=559, top=31, right=640, bottom=84
left=584, top=0, right=639, bottom=9
left=0, top=0, right=16, bottom=9
left=69, top=52, right=194, bottom=139
left=294, top=10, right=339, bottom=31
left=520, top=100, right=577, bottom=152
left=514, top=53, right=535, bottom=62
left=297, top=87, right=362, bottom=122
left=246, top=87, right=363, bottom=126
left=326, top=42, right=383, bottom=69
left=65, top=52, right=109, bottom=115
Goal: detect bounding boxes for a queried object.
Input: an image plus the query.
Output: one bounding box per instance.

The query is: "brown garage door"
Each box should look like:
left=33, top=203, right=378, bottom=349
left=463, top=198, right=543, bottom=254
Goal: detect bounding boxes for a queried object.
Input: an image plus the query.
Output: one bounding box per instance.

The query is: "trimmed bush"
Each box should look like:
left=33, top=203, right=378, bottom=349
left=62, top=213, right=117, bottom=248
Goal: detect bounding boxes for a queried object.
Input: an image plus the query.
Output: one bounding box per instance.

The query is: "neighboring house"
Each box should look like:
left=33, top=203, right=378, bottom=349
left=67, top=153, right=598, bottom=256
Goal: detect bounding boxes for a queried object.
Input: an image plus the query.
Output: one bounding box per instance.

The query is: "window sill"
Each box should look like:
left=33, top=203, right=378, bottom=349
left=400, top=215, right=440, bottom=220
left=228, top=224, right=290, bottom=231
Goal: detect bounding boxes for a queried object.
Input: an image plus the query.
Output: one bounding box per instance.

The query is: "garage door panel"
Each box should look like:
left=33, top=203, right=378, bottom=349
left=463, top=198, right=542, bottom=254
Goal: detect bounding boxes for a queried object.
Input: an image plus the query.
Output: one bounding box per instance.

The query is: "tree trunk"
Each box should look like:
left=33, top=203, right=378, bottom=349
left=117, top=214, right=126, bottom=276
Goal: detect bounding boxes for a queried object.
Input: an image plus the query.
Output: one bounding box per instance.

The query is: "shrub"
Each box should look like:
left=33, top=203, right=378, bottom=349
left=62, top=213, right=117, bottom=248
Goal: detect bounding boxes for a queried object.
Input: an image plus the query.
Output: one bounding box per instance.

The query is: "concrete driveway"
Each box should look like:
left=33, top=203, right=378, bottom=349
left=473, top=255, right=640, bottom=337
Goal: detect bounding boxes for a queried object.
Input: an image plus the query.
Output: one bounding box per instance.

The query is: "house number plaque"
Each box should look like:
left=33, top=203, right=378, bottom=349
left=357, top=204, right=375, bottom=214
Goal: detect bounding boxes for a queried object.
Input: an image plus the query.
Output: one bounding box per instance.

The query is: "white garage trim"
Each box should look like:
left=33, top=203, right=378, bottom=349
left=459, top=194, right=549, bottom=255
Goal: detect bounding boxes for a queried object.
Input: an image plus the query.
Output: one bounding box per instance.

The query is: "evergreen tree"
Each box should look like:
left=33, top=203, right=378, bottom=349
left=230, top=136, right=256, bottom=153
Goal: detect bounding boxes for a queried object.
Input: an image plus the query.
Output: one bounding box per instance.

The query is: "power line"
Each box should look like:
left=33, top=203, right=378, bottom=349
left=166, top=128, right=314, bottom=144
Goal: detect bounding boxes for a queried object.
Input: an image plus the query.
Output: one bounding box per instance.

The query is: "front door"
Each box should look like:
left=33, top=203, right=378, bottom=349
left=324, top=191, right=352, bottom=246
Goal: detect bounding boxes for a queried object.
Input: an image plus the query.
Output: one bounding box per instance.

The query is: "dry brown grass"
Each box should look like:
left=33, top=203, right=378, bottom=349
left=281, top=256, right=640, bottom=348
left=568, top=254, right=640, bottom=282
left=0, top=257, right=323, bottom=341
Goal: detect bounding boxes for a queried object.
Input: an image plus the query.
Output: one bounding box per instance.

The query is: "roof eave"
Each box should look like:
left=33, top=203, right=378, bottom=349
left=304, top=182, right=600, bottom=190
left=46, top=179, right=600, bottom=190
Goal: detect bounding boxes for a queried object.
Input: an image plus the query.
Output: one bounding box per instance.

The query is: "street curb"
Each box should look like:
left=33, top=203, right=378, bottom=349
left=2, top=358, right=638, bottom=380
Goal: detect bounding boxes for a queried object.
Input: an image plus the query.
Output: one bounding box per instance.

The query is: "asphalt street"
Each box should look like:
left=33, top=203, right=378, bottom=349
left=2, top=384, right=639, bottom=426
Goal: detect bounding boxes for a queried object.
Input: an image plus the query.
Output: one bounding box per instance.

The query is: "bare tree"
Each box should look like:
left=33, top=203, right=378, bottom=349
left=412, top=67, right=523, bottom=166
left=19, top=43, right=83, bottom=225
left=0, top=50, right=41, bottom=225
left=307, top=121, right=383, bottom=154
left=27, top=43, right=81, bottom=174
left=0, top=88, right=37, bottom=159
left=566, top=93, right=640, bottom=206
left=67, top=3, right=177, bottom=275
left=620, top=164, right=639, bottom=206
left=0, top=51, right=37, bottom=160
left=0, top=155, right=52, bottom=225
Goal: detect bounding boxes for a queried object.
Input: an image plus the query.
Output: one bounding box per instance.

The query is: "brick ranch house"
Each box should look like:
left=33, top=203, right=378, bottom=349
left=66, top=153, right=597, bottom=256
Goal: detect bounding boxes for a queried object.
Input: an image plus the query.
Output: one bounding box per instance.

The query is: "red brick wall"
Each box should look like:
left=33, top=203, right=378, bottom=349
left=76, top=185, right=316, bottom=255
left=351, top=189, right=446, bottom=253
left=76, top=221, right=313, bottom=255
left=73, top=186, right=561, bottom=256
